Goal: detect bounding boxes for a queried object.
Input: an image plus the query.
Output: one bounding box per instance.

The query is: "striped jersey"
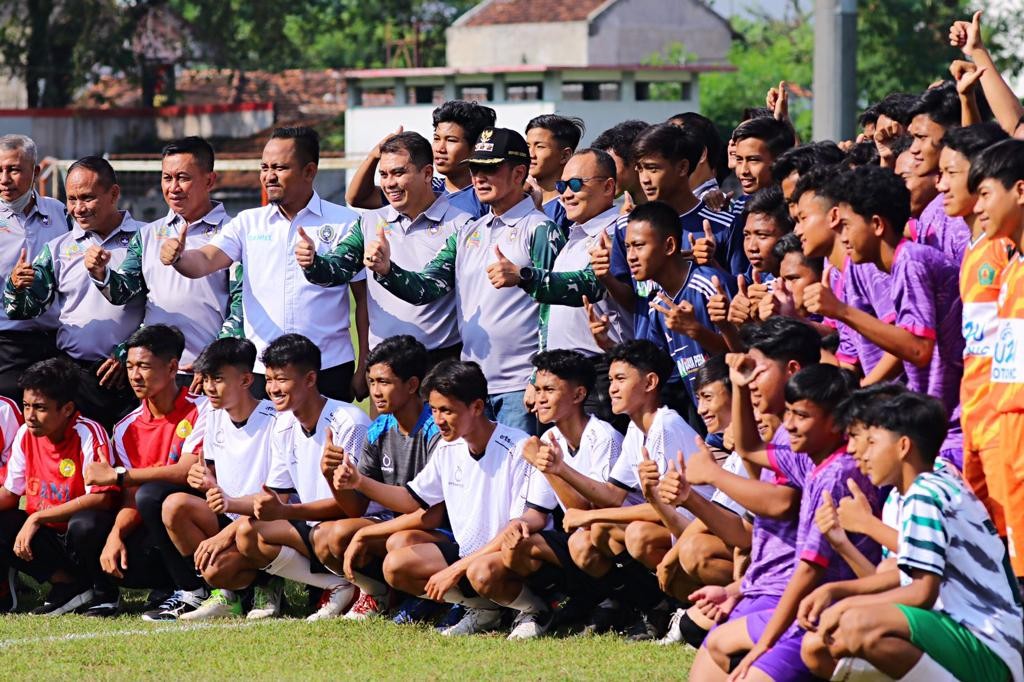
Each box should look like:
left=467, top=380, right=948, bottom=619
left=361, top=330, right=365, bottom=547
left=896, top=468, right=1023, bottom=681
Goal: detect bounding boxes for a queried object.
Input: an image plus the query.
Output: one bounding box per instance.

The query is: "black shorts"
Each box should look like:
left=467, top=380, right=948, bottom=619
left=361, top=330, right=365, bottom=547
left=290, top=520, right=328, bottom=573
left=530, top=529, right=598, bottom=597
left=217, top=514, right=233, bottom=530
left=433, top=541, right=478, bottom=597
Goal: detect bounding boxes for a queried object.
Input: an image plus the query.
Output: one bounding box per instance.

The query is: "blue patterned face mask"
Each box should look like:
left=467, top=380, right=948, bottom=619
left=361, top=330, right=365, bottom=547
left=0, top=188, right=35, bottom=215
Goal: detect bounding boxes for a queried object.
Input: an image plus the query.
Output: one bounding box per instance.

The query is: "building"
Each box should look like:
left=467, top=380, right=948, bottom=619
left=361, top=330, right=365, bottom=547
left=446, top=0, right=733, bottom=70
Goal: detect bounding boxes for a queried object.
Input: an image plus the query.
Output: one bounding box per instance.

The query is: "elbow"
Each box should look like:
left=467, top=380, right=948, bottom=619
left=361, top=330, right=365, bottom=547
left=908, top=340, right=934, bottom=369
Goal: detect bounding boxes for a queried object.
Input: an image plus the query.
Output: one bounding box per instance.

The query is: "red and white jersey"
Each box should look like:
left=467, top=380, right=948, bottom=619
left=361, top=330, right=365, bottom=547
left=3, top=413, right=114, bottom=527
left=113, top=387, right=207, bottom=469
left=0, top=395, right=24, bottom=481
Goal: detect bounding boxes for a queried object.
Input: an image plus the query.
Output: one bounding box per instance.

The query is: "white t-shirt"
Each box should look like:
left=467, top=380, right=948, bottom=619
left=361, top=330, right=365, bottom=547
left=265, top=398, right=370, bottom=526
left=529, top=415, right=623, bottom=512
left=0, top=395, right=22, bottom=470
left=610, top=406, right=708, bottom=506
left=188, top=400, right=278, bottom=519
left=710, top=451, right=750, bottom=517
left=406, top=423, right=534, bottom=556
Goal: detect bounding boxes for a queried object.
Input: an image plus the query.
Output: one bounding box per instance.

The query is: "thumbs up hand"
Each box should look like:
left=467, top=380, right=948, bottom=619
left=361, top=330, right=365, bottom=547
left=364, top=223, right=392, bottom=275
left=588, top=230, right=613, bottom=279
left=658, top=449, right=691, bottom=507
left=294, top=227, right=317, bottom=268
left=728, top=274, right=752, bottom=325
left=803, top=272, right=844, bottom=319
left=690, top=220, right=717, bottom=266
left=253, top=484, right=287, bottom=521
left=949, top=11, right=984, bottom=54
left=487, top=244, right=520, bottom=288
left=619, top=191, right=635, bottom=216
left=160, top=222, right=188, bottom=266
left=10, top=248, right=34, bottom=290
left=707, top=274, right=731, bottom=324
left=85, top=245, right=112, bottom=281
left=638, top=446, right=662, bottom=501
left=814, top=490, right=848, bottom=547
left=836, top=479, right=876, bottom=535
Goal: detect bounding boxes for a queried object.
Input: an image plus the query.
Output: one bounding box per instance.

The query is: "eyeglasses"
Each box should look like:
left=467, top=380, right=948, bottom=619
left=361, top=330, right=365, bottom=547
left=555, top=176, right=610, bottom=194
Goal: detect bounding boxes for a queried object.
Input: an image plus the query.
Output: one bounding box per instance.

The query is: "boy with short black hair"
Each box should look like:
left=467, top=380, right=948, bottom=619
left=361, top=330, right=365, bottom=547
left=525, top=114, right=585, bottom=231
left=314, top=335, right=449, bottom=620
left=159, top=337, right=279, bottom=621
left=806, top=165, right=965, bottom=468
left=233, top=333, right=370, bottom=621
left=805, top=392, right=1022, bottom=682
left=0, top=358, right=116, bottom=615
left=463, top=349, right=622, bottom=639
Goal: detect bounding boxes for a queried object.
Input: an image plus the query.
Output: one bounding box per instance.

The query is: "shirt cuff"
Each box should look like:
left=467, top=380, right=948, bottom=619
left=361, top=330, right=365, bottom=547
left=90, top=269, right=111, bottom=288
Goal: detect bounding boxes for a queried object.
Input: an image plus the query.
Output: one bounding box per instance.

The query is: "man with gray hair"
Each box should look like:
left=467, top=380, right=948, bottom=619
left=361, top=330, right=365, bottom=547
left=0, top=134, right=69, bottom=401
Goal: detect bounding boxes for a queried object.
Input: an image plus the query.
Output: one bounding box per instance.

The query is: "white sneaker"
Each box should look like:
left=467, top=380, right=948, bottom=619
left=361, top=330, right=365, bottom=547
left=507, top=609, right=553, bottom=640
left=832, top=657, right=896, bottom=681
left=306, top=583, right=356, bottom=621
left=657, top=608, right=686, bottom=645
left=247, top=578, right=284, bottom=620
left=440, top=607, right=503, bottom=636
left=180, top=590, right=243, bottom=621
left=343, top=590, right=387, bottom=620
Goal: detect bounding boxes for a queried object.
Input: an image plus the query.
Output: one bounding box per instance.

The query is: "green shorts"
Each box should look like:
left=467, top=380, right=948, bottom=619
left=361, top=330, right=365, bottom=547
left=897, top=605, right=1011, bottom=682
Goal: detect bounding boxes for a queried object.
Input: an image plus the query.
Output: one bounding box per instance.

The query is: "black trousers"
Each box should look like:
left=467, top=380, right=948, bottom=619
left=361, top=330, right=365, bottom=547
left=134, top=481, right=206, bottom=591
left=251, top=361, right=354, bottom=402
left=65, top=508, right=174, bottom=592
left=0, top=508, right=79, bottom=584
left=66, top=356, right=138, bottom=432
left=0, top=330, right=58, bottom=404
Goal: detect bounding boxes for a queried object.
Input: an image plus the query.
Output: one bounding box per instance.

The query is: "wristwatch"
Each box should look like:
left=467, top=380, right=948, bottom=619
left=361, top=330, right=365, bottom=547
left=518, top=266, right=535, bottom=283
left=114, top=466, right=127, bottom=487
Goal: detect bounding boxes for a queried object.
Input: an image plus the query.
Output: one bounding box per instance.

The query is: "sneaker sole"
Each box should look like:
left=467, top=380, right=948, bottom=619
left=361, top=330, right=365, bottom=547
left=246, top=609, right=280, bottom=620
left=43, top=590, right=94, bottom=617
left=180, top=609, right=242, bottom=621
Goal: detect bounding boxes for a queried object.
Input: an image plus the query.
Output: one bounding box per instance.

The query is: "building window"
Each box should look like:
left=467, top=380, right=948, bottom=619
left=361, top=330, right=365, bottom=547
left=507, top=83, right=542, bottom=101
left=458, top=85, right=492, bottom=102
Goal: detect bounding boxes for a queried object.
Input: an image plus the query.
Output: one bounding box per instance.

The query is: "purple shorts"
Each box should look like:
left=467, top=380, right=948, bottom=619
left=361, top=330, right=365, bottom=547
left=744, top=611, right=816, bottom=681
left=704, top=593, right=780, bottom=640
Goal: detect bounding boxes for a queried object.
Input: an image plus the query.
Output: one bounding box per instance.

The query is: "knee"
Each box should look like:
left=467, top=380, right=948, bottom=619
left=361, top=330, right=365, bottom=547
left=677, top=534, right=714, bottom=576
left=234, top=518, right=259, bottom=558
left=835, top=606, right=877, bottom=656
left=312, top=524, right=335, bottom=563
left=133, top=482, right=163, bottom=514
left=800, top=629, right=834, bottom=677
left=161, top=493, right=191, bottom=529
left=568, top=529, right=601, bottom=572
left=382, top=548, right=412, bottom=587
left=623, top=521, right=660, bottom=560
left=465, top=556, right=499, bottom=593
left=589, top=522, right=614, bottom=550
left=385, top=530, right=419, bottom=552
left=66, top=509, right=104, bottom=544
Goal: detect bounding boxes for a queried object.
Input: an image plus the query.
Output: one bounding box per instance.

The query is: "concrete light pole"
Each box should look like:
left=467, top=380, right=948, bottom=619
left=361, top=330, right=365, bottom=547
left=813, top=0, right=858, bottom=141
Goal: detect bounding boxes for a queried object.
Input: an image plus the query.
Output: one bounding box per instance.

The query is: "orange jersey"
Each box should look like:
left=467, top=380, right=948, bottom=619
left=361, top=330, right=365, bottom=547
left=991, top=252, right=1024, bottom=413
left=961, top=235, right=1014, bottom=450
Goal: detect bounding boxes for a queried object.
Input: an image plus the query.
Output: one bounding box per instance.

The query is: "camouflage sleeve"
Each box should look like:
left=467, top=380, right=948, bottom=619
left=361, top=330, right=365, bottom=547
left=3, top=244, right=57, bottom=319
left=526, top=220, right=566, bottom=353
left=518, top=265, right=606, bottom=306
left=218, top=262, right=245, bottom=338
left=375, top=231, right=458, bottom=304
left=102, top=231, right=147, bottom=304
left=303, top=220, right=366, bottom=287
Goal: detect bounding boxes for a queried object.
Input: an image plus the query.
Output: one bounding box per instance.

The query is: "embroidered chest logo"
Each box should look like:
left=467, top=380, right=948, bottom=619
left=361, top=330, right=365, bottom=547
left=978, top=263, right=996, bottom=287
left=466, top=230, right=482, bottom=248
left=507, top=226, right=519, bottom=241
left=427, top=222, right=439, bottom=236
left=61, top=242, right=85, bottom=259
left=176, top=419, right=193, bottom=439
left=119, top=234, right=132, bottom=246
left=317, top=224, right=337, bottom=243
left=58, top=458, right=76, bottom=478
left=156, top=224, right=178, bottom=239
left=376, top=218, right=394, bottom=238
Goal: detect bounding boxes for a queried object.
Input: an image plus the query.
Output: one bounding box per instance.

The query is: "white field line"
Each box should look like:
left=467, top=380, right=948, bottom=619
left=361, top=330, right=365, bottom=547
left=0, top=619, right=291, bottom=649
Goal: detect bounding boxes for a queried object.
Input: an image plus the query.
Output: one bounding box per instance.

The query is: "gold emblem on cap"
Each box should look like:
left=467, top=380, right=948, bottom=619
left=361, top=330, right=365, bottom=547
left=479, top=129, right=493, bottom=142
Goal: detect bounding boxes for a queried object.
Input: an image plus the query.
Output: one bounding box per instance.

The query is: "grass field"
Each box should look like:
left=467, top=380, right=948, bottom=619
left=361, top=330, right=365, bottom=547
left=2, top=585, right=696, bottom=680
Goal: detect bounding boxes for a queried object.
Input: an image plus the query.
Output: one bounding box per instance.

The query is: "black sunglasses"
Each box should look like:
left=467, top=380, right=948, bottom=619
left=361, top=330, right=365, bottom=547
left=555, top=176, right=610, bottom=194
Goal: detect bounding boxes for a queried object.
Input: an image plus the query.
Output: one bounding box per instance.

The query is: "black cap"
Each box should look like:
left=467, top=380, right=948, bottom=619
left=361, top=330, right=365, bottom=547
left=462, top=127, right=530, bottom=166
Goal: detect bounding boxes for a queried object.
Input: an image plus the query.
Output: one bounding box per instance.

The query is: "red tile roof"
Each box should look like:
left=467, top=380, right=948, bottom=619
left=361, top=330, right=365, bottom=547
left=463, top=0, right=611, bottom=26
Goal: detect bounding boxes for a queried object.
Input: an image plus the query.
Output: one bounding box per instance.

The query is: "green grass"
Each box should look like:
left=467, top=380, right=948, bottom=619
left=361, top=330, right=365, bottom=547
left=0, top=607, right=694, bottom=680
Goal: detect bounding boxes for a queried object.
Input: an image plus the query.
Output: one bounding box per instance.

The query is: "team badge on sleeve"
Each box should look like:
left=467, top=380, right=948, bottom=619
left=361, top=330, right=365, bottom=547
left=176, top=419, right=193, bottom=439
left=59, top=459, right=76, bottom=478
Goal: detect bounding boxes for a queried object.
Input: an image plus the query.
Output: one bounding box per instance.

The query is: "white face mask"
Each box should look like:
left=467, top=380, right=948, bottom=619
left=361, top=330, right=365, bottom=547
left=0, top=188, right=35, bottom=215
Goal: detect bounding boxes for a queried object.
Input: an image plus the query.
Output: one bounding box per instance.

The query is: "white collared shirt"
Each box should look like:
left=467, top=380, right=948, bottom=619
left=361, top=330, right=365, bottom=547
left=210, top=192, right=363, bottom=372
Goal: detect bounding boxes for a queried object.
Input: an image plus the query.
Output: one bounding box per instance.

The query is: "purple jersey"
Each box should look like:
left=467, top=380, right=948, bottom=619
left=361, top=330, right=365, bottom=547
left=891, top=241, right=964, bottom=418
left=916, top=193, right=971, bottom=266
left=841, top=257, right=896, bottom=374
left=766, top=427, right=814, bottom=488
left=795, top=449, right=882, bottom=583
left=741, top=427, right=800, bottom=599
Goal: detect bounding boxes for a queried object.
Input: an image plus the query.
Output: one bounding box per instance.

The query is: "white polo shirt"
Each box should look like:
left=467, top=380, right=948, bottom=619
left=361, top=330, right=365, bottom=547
left=610, top=406, right=709, bottom=507
left=0, top=195, right=68, bottom=332
left=546, top=207, right=634, bottom=355
left=265, top=397, right=370, bottom=525
left=209, top=193, right=363, bottom=372
left=406, top=423, right=536, bottom=556
left=360, top=196, right=471, bottom=348
left=528, top=415, right=624, bottom=512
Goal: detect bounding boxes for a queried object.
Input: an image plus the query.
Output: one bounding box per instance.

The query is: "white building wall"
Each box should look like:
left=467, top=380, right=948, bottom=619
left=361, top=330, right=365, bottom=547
left=446, top=22, right=590, bottom=69
left=588, top=0, right=732, bottom=65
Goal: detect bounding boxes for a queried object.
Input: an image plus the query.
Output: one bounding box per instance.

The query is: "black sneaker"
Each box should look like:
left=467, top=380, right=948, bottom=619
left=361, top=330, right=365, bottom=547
left=142, top=588, right=174, bottom=612
left=83, top=591, right=121, bottom=618
left=582, top=601, right=620, bottom=636
left=141, top=589, right=207, bottom=622
left=625, top=607, right=672, bottom=641
left=434, top=604, right=465, bottom=630
left=30, top=582, right=94, bottom=616
left=0, top=568, right=17, bottom=613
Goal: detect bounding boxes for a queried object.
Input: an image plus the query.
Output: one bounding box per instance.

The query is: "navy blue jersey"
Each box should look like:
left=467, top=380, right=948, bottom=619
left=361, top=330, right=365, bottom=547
left=642, top=264, right=737, bottom=404
left=444, top=184, right=488, bottom=219
left=542, top=197, right=571, bottom=239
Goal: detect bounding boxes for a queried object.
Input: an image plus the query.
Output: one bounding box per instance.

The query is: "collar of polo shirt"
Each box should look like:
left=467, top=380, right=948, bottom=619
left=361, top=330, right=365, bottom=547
left=167, top=200, right=229, bottom=230
left=485, top=194, right=534, bottom=227
left=269, top=190, right=323, bottom=220
left=575, top=205, right=620, bottom=237
left=71, top=209, right=139, bottom=240
left=384, top=193, right=450, bottom=226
